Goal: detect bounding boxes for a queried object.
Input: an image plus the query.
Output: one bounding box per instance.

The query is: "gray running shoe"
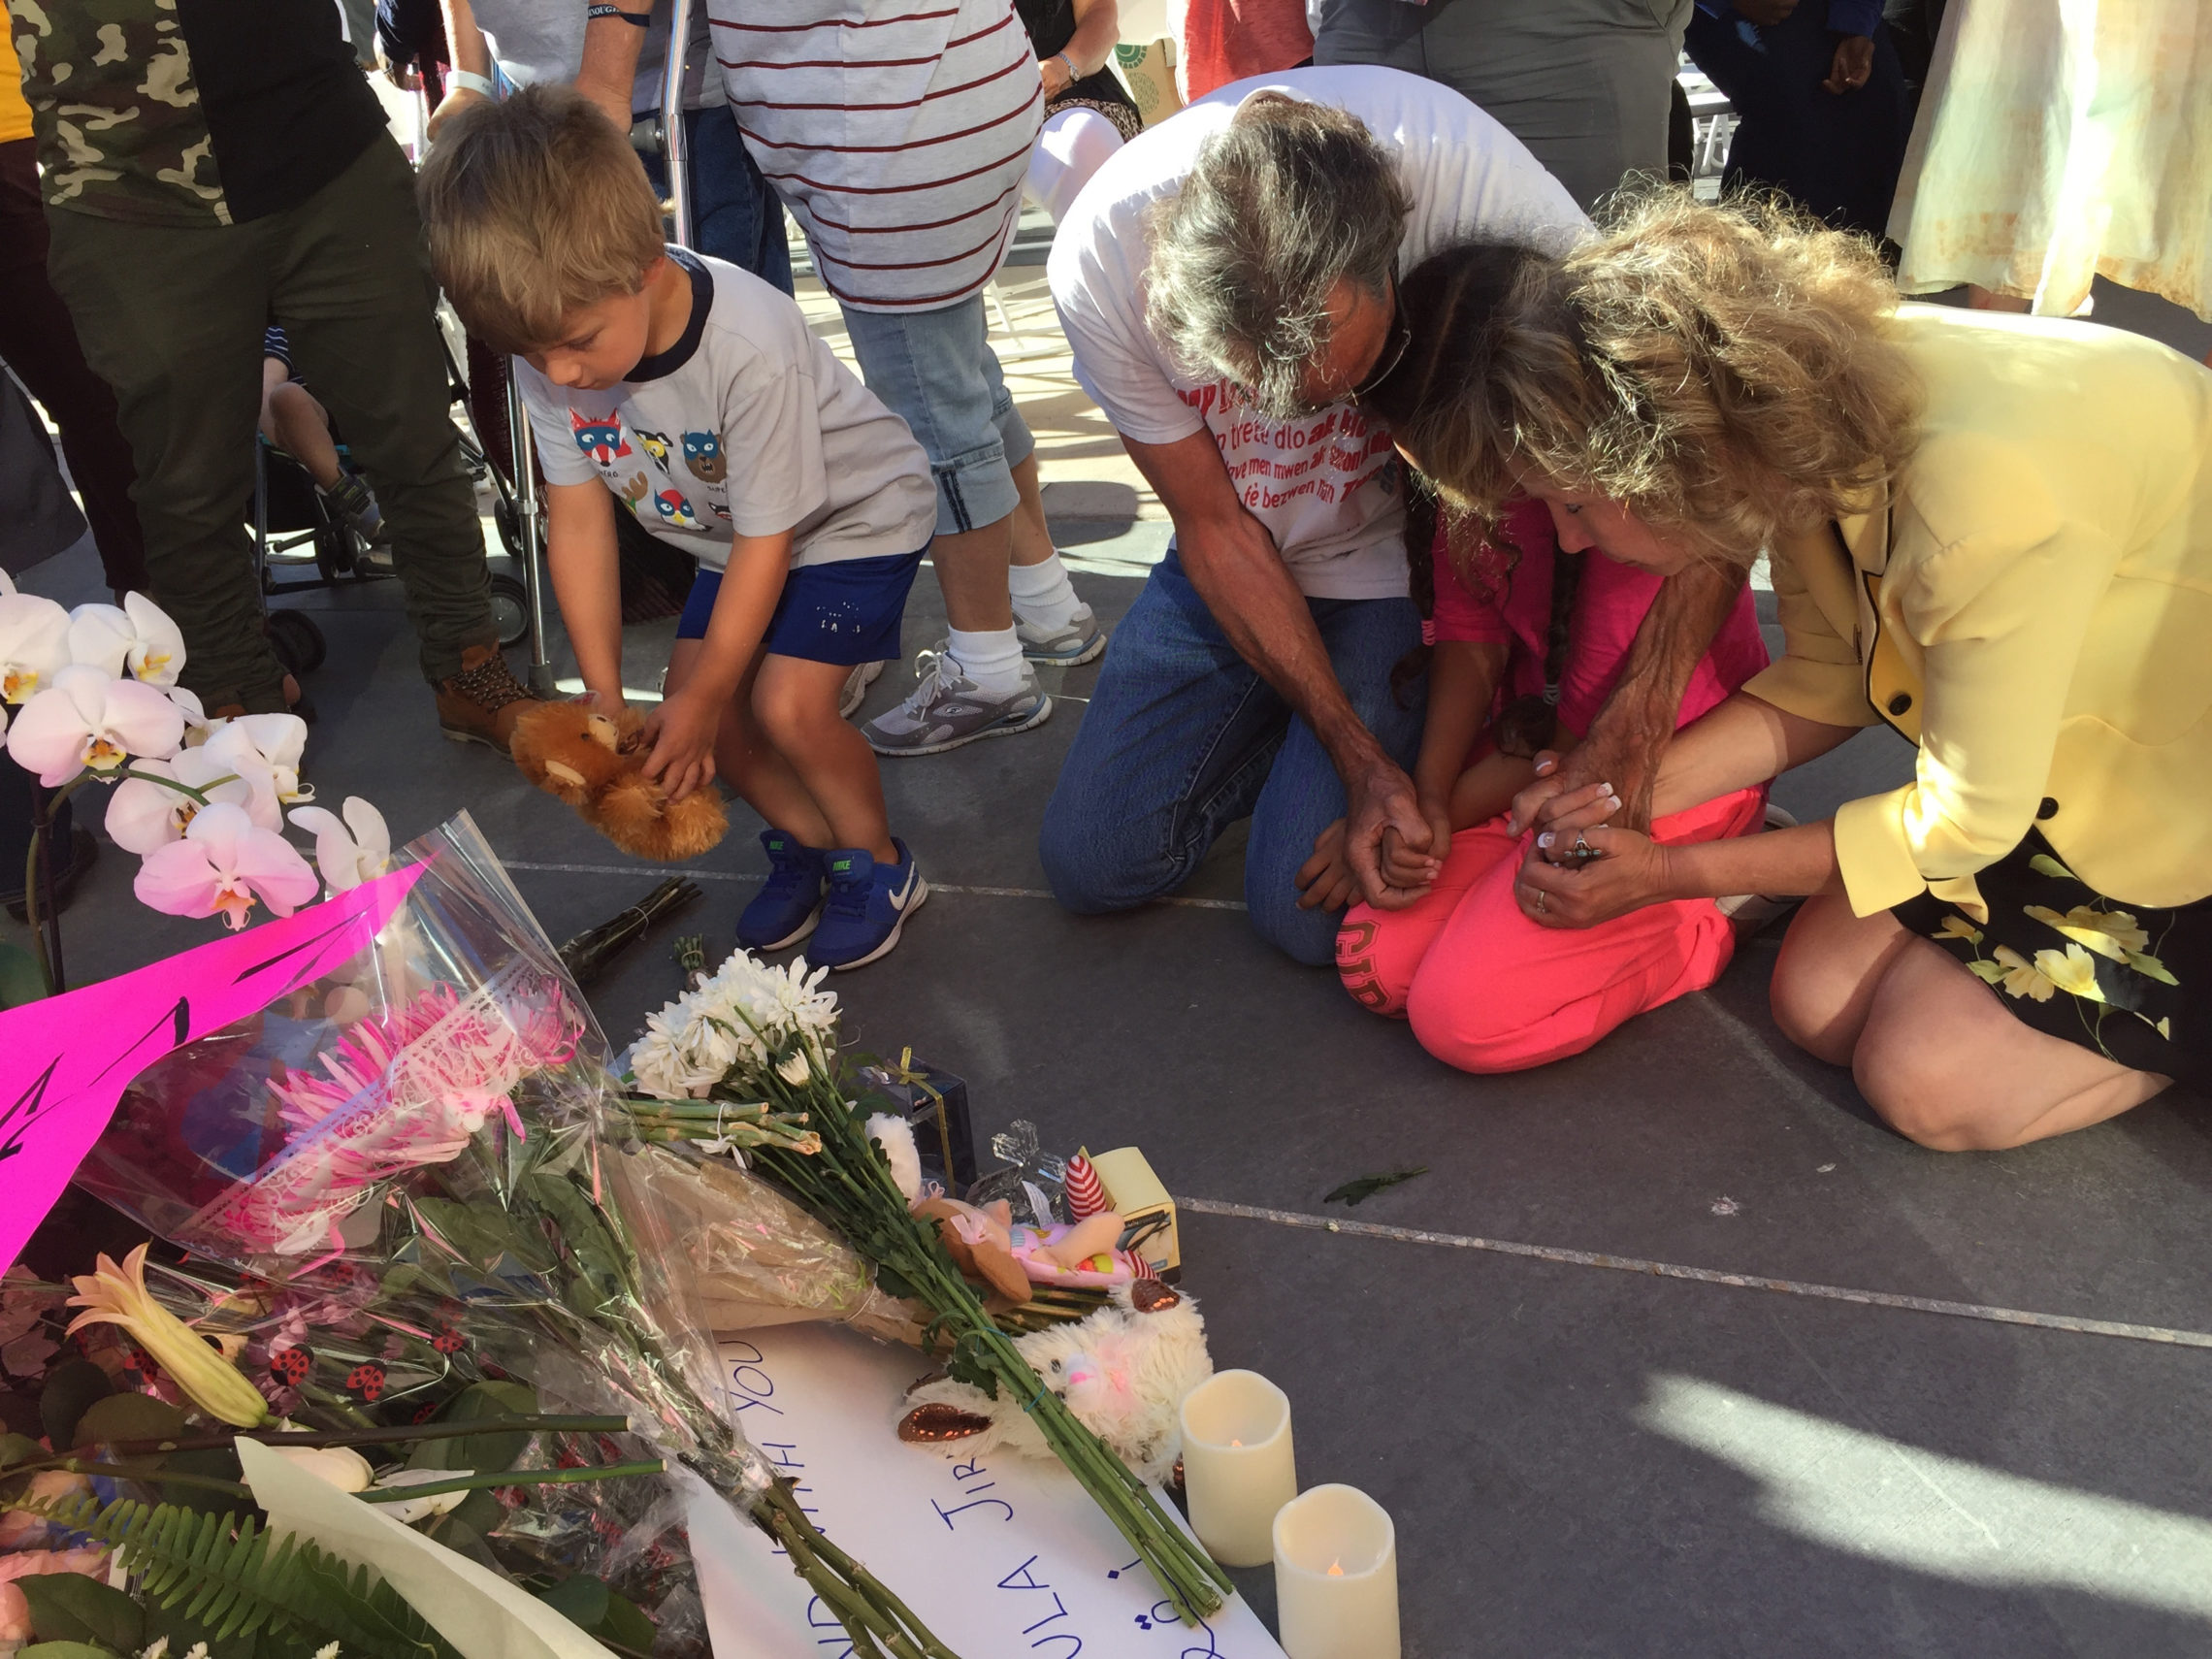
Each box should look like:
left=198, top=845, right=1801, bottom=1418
left=839, top=659, right=886, bottom=719
left=862, top=648, right=1051, bottom=756
left=1016, top=602, right=1106, bottom=666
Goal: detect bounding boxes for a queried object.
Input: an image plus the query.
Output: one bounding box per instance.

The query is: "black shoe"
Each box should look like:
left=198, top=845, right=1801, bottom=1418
left=5, top=825, right=98, bottom=923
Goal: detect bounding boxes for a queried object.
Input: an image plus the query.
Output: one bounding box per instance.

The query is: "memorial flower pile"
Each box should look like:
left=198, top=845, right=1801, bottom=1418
left=51, top=817, right=961, bottom=1659
left=629, top=947, right=1237, bottom=1624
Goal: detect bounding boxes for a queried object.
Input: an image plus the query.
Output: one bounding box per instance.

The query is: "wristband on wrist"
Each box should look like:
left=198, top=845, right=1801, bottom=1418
left=1052, top=50, right=1077, bottom=81
left=445, top=68, right=495, bottom=99
left=587, top=4, right=653, bottom=22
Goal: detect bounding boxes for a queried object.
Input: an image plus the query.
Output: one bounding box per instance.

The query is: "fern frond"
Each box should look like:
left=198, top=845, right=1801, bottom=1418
left=10, top=1492, right=458, bottom=1659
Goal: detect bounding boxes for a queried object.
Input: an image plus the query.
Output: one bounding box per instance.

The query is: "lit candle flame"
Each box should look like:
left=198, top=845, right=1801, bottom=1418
left=1327, top=1559, right=1345, bottom=1577
left=1230, top=1438, right=1242, bottom=1448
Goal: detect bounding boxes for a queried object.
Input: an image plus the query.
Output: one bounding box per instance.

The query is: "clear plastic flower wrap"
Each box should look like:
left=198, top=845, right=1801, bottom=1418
left=68, top=813, right=964, bottom=1659
left=603, top=1145, right=928, bottom=1345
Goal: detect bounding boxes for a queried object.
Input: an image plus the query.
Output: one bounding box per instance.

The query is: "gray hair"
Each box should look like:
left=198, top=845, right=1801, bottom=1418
left=1144, top=93, right=1414, bottom=418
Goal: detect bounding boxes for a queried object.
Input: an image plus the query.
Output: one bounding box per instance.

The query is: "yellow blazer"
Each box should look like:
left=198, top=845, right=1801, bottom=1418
left=1744, top=303, right=2212, bottom=918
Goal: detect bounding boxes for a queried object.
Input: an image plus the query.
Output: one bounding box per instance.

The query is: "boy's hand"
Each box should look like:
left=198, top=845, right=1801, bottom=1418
left=1295, top=819, right=1361, bottom=914
left=1377, top=821, right=1442, bottom=904
left=641, top=688, right=722, bottom=802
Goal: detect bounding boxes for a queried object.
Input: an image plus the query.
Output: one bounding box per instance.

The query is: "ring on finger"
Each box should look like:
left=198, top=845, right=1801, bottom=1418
left=1535, top=888, right=1547, bottom=915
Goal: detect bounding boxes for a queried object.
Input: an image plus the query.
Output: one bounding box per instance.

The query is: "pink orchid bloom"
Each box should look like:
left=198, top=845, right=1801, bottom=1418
left=5, top=663, right=185, bottom=785
left=134, top=800, right=320, bottom=929
left=106, top=746, right=281, bottom=855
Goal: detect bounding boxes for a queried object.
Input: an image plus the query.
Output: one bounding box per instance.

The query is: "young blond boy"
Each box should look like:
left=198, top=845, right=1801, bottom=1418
left=420, top=85, right=934, bottom=967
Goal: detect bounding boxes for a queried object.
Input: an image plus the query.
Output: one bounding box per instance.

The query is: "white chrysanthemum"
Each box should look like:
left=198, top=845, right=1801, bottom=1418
left=632, top=951, right=839, bottom=1098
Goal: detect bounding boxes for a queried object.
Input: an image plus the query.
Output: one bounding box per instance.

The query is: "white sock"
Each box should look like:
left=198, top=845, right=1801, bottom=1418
left=945, top=626, right=1027, bottom=695
left=1008, top=552, right=1086, bottom=631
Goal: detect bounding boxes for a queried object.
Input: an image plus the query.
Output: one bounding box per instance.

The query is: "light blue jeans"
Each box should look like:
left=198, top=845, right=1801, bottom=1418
left=840, top=295, right=1035, bottom=537
left=1039, top=549, right=1426, bottom=965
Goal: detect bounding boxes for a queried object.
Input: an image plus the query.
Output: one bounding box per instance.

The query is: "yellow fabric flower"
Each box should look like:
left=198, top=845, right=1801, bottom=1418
left=66, top=1244, right=270, bottom=1428
left=1934, top=915, right=1984, bottom=944
left=1991, top=946, right=2057, bottom=1001
left=2024, top=904, right=2149, bottom=960
left=2033, top=943, right=2106, bottom=1002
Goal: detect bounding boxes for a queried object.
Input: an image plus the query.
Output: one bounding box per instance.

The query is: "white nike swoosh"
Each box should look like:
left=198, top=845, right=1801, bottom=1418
left=886, top=864, right=918, bottom=908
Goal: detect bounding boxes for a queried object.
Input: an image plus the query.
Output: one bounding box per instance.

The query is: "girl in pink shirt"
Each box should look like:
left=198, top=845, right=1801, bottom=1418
left=1333, top=498, right=1772, bottom=1071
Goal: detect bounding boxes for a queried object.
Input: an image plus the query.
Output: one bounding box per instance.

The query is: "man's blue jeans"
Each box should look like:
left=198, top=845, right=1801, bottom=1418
left=1039, top=549, right=1426, bottom=966
left=642, top=104, right=794, bottom=295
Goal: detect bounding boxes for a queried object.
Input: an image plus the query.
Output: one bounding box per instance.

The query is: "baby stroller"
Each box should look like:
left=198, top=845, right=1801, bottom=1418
left=250, top=328, right=539, bottom=684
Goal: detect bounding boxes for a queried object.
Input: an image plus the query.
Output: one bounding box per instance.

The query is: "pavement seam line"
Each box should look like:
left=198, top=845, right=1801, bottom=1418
left=1176, top=1196, right=2212, bottom=1350
left=502, top=859, right=1249, bottom=910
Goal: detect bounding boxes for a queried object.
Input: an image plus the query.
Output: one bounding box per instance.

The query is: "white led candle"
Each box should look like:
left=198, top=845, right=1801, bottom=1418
left=1177, top=1368, right=1296, bottom=1567
left=1272, top=1483, right=1399, bottom=1659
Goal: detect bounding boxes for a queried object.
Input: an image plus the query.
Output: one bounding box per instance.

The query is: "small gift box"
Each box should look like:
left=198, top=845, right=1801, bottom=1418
left=1090, top=1146, right=1181, bottom=1282
left=857, top=1050, right=976, bottom=1193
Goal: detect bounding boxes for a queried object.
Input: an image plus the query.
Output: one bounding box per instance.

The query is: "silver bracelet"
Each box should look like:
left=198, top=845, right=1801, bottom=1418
left=1051, top=50, right=1077, bottom=83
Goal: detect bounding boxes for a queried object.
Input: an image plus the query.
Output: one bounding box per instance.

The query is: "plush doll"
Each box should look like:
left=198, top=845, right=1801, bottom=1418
left=898, top=1278, right=1212, bottom=1483
left=508, top=700, right=727, bottom=862
left=866, top=1114, right=1149, bottom=1298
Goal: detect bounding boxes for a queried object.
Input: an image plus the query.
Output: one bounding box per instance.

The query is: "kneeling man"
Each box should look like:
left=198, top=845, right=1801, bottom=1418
left=1040, top=65, right=1584, bottom=962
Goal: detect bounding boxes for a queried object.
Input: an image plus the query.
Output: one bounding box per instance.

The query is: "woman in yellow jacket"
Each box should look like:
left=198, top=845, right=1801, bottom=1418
left=1387, top=193, right=2210, bottom=1150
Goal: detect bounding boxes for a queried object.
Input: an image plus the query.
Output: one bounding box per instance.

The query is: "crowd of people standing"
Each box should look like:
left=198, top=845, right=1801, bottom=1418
left=3, top=0, right=2205, bottom=1147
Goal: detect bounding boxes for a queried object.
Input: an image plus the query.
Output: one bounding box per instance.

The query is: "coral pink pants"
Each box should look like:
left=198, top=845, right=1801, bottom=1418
left=1336, top=787, right=1768, bottom=1073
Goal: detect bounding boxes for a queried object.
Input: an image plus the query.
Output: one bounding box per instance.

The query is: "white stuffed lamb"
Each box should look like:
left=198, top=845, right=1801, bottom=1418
left=898, top=1278, right=1212, bottom=1484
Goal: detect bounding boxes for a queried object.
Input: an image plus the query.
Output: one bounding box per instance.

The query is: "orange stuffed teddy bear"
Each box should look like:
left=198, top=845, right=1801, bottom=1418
left=508, top=700, right=728, bottom=862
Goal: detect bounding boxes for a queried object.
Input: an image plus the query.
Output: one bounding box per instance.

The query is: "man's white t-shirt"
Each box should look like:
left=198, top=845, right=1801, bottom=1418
left=1048, top=65, right=1586, bottom=601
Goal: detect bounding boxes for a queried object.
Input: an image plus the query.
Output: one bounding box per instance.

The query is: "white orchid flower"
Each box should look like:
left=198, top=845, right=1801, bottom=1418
left=106, top=747, right=281, bottom=854
left=204, top=712, right=312, bottom=803
left=65, top=594, right=187, bottom=686
left=6, top=664, right=186, bottom=785
left=133, top=800, right=320, bottom=930
left=0, top=586, right=71, bottom=707
left=287, top=797, right=391, bottom=893
left=167, top=684, right=212, bottom=746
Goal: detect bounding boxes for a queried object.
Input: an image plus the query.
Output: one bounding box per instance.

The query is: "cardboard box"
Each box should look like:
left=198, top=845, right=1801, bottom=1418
left=1090, top=1145, right=1181, bottom=1281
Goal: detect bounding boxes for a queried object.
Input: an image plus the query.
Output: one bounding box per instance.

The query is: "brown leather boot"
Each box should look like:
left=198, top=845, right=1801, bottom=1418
left=436, top=644, right=541, bottom=754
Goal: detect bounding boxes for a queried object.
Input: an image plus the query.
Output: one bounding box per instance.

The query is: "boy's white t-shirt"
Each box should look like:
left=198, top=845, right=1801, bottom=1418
left=517, top=249, right=936, bottom=573
left=1048, top=65, right=1587, bottom=601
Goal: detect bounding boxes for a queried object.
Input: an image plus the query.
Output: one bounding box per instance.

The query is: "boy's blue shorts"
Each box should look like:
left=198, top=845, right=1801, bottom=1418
left=674, top=548, right=925, bottom=666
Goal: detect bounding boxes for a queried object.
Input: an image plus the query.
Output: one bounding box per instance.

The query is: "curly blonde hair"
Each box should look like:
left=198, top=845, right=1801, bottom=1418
left=1372, top=189, right=1923, bottom=566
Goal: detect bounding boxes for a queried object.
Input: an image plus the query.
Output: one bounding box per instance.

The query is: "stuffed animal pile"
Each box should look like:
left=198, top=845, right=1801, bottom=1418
left=508, top=700, right=728, bottom=862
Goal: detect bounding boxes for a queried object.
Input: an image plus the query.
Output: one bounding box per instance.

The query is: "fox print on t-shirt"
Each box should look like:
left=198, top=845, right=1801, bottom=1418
left=558, top=403, right=727, bottom=544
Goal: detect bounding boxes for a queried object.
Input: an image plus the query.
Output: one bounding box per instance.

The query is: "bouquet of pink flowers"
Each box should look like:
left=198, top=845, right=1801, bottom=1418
left=64, top=814, right=959, bottom=1659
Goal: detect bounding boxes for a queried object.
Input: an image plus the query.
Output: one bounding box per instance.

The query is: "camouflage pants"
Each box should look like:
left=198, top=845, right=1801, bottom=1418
left=45, top=136, right=494, bottom=711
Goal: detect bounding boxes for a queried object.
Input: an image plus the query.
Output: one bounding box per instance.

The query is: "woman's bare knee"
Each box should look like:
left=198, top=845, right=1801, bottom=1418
left=1770, top=895, right=1908, bottom=1066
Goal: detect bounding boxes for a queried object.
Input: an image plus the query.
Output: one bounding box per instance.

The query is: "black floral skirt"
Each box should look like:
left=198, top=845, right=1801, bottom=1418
left=1896, top=830, right=2204, bottom=1087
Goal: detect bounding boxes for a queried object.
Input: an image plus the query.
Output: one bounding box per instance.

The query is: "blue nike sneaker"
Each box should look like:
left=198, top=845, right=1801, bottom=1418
left=809, top=838, right=927, bottom=970
left=736, top=830, right=828, bottom=951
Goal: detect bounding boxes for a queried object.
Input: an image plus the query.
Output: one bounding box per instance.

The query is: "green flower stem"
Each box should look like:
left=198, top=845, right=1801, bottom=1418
left=38, top=1458, right=254, bottom=1499
left=747, top=1051, right=1233, bottom=1625
left=83, top=1413, right=635, bottom=1462
left=764, top=1482, right=953, bottom=1659
left=110, top=766, right=242, bottom=805
left=356, top=1460, right=665, bottom=1504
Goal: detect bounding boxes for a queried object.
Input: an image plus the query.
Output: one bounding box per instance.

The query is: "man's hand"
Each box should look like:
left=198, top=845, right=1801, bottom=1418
left=1824, top=35, right=1875, bottom=92
left=641, top=687, right=723, bottom=802
left=425, top=83, right=489, bottom=141
left=1734, top=0, right=1798, bottom=22
left=1342, top=749, right=1438, bottom=907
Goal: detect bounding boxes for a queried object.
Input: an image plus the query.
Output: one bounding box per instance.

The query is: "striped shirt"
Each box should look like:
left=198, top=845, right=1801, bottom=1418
left=707, top=0, right=1044, bottom=311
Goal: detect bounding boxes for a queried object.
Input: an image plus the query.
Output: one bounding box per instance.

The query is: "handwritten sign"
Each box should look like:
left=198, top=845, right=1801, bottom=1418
left=0, top=864, right=427, bottom=1273
left=685, top=1325, right=1287, bottom=1659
